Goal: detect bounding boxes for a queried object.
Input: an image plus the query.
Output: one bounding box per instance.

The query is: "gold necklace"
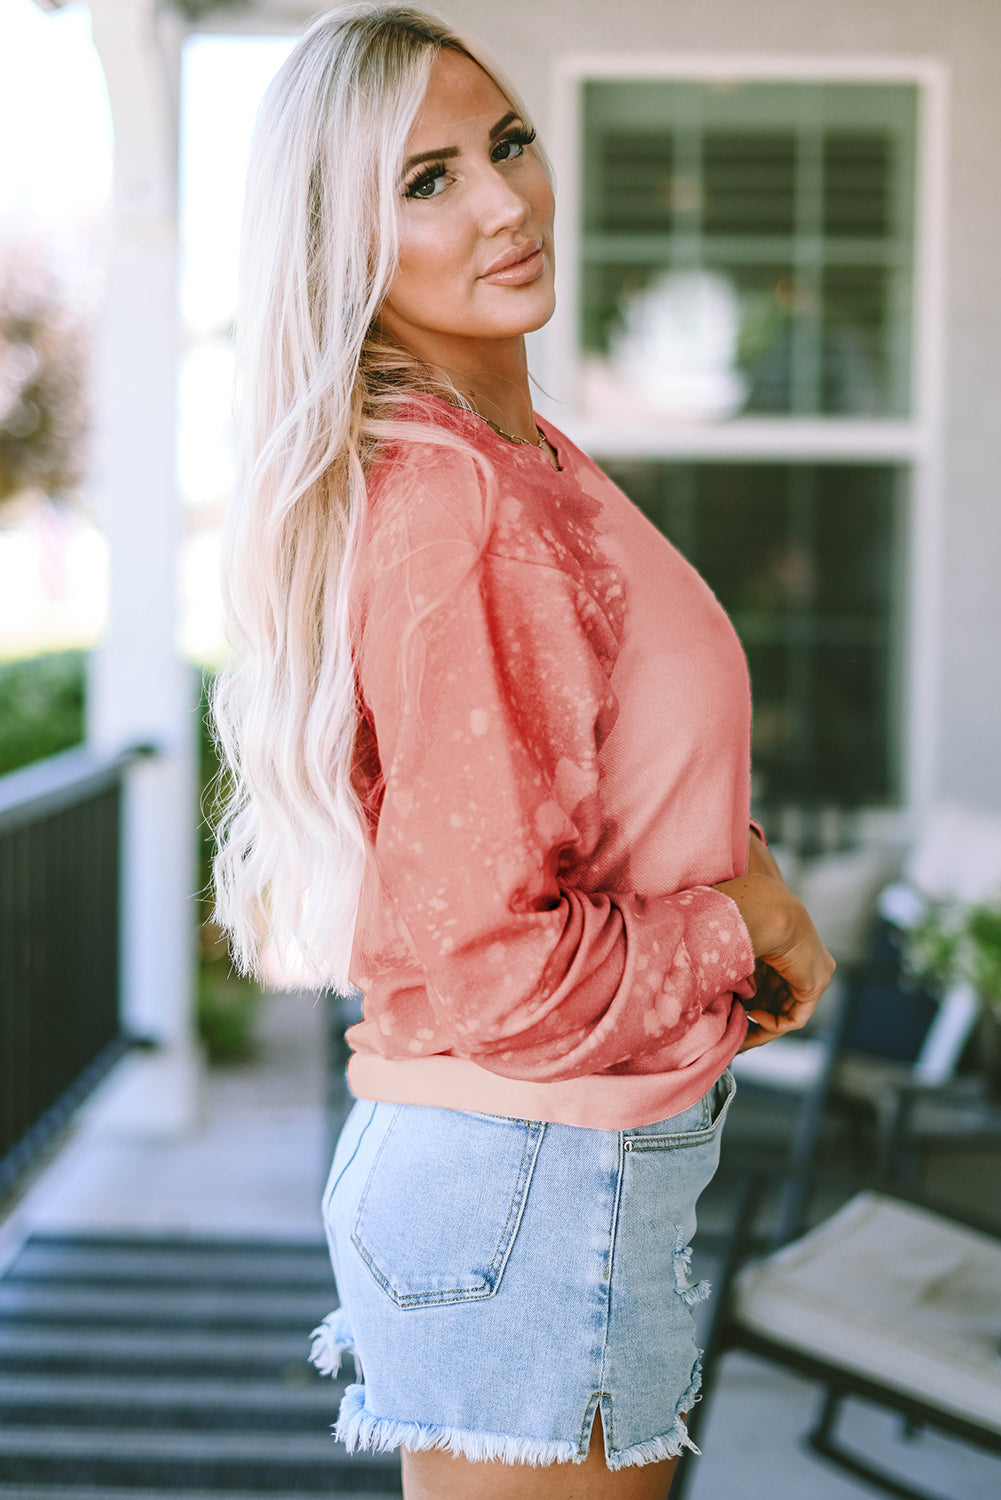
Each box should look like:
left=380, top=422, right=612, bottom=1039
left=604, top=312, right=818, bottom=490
left=437, top=392, right=554, bottom=458
left=471, top=408, right=550, bottom=452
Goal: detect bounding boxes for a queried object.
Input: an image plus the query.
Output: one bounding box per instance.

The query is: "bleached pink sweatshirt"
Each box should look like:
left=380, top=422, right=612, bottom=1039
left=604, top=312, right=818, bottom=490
left=344, top=395, right=755, bottom=1129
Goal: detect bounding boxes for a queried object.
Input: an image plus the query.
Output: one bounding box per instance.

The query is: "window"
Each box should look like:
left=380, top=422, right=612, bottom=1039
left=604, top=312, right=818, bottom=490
left=600, top=459, right=905, bottom=814
left=578, top=79, right=918, bottom=424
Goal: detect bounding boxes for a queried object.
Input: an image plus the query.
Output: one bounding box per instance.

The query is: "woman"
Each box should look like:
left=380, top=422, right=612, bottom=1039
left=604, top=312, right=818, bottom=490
left=211, top=6, right=835, bottom=1497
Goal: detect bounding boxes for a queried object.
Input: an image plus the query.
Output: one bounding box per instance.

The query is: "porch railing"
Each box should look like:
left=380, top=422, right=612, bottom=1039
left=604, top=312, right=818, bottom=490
left=0, top=744, right=152, bottom=1198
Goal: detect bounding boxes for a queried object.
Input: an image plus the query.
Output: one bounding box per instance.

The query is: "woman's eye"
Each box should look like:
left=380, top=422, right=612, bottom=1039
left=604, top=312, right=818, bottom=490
left=492, top=128, right=537, bottom=164
left=404, top=165, right=447, bottom=200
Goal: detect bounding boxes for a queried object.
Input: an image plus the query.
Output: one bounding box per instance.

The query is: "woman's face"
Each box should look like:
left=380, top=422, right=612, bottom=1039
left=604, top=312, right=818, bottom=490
left=377, top=47, right=556, bottom=366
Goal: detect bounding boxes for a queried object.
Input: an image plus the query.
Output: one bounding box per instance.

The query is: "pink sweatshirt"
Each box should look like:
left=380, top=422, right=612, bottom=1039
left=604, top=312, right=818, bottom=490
left=345, top=395, right=756, bottom=1129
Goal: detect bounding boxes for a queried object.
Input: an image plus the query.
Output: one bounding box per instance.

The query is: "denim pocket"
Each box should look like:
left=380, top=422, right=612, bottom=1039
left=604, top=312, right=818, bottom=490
left=351, top=1105, right=546, bottom=1308
left=621, top=1068, right=736, bottom=1153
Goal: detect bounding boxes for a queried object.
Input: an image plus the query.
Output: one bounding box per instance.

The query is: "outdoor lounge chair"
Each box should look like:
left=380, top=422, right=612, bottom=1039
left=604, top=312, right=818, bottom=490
left=673, top=1171, right=1001, bottom=1500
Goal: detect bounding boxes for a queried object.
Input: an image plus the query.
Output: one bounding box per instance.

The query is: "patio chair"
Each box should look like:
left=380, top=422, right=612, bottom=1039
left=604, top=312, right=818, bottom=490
left=731, top=804, right=1001, bottom=1207
left=673, top=1168, right=1001, bottom=1500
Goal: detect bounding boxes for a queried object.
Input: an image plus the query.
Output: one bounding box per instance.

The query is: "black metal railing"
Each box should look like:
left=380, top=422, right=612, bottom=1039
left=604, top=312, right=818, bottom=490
left=0, top=745, right=151, bottom=1198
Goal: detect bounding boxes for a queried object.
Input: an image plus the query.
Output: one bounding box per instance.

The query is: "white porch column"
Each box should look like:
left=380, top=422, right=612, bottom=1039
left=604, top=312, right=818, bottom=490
left=86, top=0, right=199, bottom=1128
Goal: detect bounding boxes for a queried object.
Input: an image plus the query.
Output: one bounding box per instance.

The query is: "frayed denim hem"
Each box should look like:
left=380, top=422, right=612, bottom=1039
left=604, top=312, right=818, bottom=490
left=334, top=1384, right=581, bottom=1466
left=308, top=1307, right=359, bottom=1381
left=333, top=1381, right=703, bottom=1470
left=603, top=1345, right=704, bottom=1468
left=606, top=1417, right=700, bottom=1469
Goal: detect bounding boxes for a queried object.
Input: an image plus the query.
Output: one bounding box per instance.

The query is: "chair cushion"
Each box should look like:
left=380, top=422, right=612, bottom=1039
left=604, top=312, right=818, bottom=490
left=730, top=1036, right=828, bottom=1091
left=732, top=1192, right=1001, bottom=1435
left=795, top=844, right=899, bottom=966
left=905, top=802, right=1001, bottom=904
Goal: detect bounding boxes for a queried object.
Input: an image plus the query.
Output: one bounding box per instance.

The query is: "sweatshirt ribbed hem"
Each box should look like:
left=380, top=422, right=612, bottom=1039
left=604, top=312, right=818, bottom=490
left=345, top=1007, right=747, bottom=1130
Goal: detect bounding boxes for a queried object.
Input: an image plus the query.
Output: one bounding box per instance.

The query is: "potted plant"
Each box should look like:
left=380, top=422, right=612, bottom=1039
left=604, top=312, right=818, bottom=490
left=903, top=895, right=1001, bottom=1090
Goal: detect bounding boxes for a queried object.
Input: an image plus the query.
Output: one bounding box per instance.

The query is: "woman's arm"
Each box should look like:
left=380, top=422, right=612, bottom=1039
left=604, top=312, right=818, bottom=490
left=715, top=828, right=835, bottom=1050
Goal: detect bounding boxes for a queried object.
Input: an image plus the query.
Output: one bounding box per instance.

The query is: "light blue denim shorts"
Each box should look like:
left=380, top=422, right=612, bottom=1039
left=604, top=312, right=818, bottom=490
left=310, top=1068, right=735, bottom=1471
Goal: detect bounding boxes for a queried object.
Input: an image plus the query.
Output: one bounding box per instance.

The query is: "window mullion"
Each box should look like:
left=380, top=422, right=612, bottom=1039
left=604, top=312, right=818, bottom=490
left=786, top=466, right=818, bottom=807
left=890, top=106, right=918, bottom=417
left=673, top=82, right=704, bottom=273
left=791, top=88, right=825, bottom=416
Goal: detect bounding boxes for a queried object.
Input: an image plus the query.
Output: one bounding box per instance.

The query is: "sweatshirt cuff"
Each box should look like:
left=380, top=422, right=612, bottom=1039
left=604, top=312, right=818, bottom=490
left=705, top=887, right=756, bottom=997
left=686, top=886, right=757, bottom=1002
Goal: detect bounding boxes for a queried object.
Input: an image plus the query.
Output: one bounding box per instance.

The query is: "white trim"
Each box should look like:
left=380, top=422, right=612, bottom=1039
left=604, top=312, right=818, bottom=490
left=904, top=64, right=950, bottom=818
left=554, top=54, right=947, bottom=84
left=914, top=983, right=979, bottom=1084
left=543, top=52, right=950, bottom=824
left=549, top=419, right=925, bottom=464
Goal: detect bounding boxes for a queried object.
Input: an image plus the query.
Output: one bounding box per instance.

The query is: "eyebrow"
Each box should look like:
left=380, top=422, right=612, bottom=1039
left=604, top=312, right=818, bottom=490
left=402, top=111, right=520, bottom=174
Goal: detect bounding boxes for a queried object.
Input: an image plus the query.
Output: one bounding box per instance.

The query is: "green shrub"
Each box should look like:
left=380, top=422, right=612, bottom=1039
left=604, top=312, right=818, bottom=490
left=196, top=668, right=263, bottom=1063
left=197, top=953, right=261, bottom=1064
left=0, top=649, right=85, bottom=775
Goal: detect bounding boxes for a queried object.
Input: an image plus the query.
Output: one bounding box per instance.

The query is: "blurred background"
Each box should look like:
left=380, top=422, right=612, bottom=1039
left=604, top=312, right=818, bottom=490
left=0, top=1, right=1000, bottom=1497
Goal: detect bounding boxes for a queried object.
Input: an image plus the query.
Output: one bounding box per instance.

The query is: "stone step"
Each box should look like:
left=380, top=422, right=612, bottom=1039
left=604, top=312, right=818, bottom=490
left=0, top=1323, right=319, bottom=1376
left=0, top=1372, right=343, bottom=1431
left=9, top=1237, right=333, bottom=1291
left=0, top=1231, right=394, bottom=1494
left=0, top=1426, right=401, bottom=1493
left=0, top=1282, right=332, bottom=1329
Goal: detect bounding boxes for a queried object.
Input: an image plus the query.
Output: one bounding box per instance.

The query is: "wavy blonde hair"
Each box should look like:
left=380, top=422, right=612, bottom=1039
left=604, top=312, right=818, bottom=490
left=210, top=4, right=541, bottom=990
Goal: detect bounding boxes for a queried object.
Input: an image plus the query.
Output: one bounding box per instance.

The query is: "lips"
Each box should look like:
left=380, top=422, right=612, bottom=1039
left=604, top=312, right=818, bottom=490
left=481, top=238, right=543, bottom=277
left=480, top=239, right=545, bottom=284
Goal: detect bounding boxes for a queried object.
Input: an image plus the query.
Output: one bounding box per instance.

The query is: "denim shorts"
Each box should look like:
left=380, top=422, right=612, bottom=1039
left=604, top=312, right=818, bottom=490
left=310, top=1068, right=735, bottom=1471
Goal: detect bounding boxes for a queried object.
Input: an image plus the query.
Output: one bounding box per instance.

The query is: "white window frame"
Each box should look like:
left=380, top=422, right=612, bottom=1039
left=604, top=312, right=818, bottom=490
left=536, top=54, right=949, bottom=823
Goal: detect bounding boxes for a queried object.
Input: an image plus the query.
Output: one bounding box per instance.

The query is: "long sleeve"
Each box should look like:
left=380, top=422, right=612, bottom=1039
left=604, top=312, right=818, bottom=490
left=355, top=461, right=756, bottom=1085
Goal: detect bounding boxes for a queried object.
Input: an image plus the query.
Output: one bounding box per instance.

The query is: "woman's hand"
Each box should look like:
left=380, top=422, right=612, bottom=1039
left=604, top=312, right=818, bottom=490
left=745, top=824, right=785, bottom=884
left=716, top=831, right=836, bottom=1051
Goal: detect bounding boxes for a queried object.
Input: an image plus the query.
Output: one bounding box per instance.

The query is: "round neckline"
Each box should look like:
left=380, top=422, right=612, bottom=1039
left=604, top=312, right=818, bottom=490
left=421, top=393, right=564, bottom=474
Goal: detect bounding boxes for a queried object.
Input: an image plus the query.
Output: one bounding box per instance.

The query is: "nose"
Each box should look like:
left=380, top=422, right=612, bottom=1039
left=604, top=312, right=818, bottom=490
left=474, top=161, right=531, bottom=237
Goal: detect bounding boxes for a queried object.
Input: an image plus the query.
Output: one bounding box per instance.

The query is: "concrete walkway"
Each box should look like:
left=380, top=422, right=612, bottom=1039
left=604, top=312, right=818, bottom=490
left=1, top=993, right=998, bottom=1498
left=0, top=990, right=333, bottom=1253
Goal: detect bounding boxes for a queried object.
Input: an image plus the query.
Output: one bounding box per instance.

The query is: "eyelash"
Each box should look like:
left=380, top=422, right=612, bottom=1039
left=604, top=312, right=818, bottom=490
left=402, top=126, right=538, bottom=200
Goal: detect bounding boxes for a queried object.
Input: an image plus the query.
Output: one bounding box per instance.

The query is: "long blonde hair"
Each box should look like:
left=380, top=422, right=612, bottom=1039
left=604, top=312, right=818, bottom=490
left=210, top=4, right=539, bottom=990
